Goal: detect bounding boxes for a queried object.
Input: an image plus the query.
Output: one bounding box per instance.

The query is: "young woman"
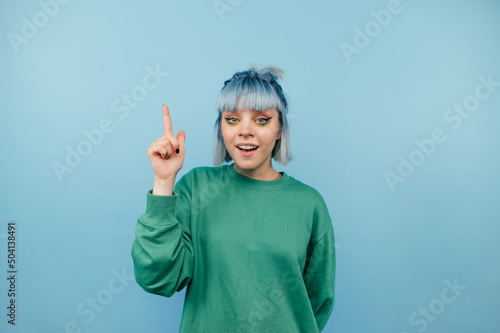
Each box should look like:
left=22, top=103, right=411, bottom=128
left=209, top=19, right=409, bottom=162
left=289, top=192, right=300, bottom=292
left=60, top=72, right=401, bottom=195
left=132, top=65, right=336, bottom=332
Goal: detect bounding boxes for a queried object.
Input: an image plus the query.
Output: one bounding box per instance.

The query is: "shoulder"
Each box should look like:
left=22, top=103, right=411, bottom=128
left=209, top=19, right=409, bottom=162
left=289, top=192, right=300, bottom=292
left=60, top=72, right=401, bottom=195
left=185, top=165, right=225, bottom=181
left=287, top=175, right=328, bottom=204
left=287, top=175, right=332, bottom=219
left=175, top=165, right=225, bottom=189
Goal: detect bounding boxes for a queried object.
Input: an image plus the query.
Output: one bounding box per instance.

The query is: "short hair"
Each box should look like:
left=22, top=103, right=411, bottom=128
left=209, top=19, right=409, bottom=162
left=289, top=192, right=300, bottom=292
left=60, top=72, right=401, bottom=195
left=213, top=64, right=292, bottom=166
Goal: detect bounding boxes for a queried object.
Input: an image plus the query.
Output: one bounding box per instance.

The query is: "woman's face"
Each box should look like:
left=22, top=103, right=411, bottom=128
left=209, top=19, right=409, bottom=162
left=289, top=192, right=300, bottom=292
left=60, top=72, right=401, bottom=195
left=221, top=107, right=282, bottom=177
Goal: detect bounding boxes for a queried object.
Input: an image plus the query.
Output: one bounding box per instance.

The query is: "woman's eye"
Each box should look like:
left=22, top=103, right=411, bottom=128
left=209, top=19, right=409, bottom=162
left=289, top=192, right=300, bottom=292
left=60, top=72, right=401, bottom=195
left=224, top=117, right=271, bottom=125
left=256, top=117, right=271, bottom=125
left=225, top=117, right=238, bottom=124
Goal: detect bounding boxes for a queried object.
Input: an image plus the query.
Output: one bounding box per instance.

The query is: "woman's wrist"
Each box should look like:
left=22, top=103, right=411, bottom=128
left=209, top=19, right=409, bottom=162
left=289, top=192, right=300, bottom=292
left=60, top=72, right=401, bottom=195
left=153, top=175, right=176, bottom=195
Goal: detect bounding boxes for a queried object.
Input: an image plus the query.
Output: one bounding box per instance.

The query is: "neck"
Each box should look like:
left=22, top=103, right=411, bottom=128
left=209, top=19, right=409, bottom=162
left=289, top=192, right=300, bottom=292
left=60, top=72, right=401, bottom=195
left=233, top=162, right=281, bottom=181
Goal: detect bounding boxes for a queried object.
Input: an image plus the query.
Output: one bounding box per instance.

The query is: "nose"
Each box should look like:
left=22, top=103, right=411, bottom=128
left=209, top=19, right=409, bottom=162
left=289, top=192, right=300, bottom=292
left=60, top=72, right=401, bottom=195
left=238, top=119, right=254, bottom=137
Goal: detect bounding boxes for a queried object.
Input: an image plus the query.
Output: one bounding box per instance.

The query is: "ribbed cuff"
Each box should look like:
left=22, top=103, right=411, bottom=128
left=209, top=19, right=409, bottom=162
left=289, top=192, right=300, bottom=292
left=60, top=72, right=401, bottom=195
left=140, top=189, right=178, bottom=225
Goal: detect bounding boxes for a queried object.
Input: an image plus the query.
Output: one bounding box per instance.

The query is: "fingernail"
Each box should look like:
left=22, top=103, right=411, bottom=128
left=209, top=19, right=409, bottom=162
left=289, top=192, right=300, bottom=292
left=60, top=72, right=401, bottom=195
left=176, top=148, right=179, bottom=154
left=167, top=155, right=170, bottom=159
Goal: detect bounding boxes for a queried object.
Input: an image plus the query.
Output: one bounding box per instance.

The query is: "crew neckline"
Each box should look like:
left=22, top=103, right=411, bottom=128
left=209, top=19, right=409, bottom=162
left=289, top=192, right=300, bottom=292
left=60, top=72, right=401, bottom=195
left=223, top=162, right=291, bottom=190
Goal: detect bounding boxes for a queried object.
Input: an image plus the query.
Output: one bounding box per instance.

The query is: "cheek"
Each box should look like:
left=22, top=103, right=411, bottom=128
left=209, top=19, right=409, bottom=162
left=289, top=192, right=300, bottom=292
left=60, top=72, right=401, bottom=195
left=261, top=127, right=281, bottom=143
left=221, top=126, right=236, bottom=143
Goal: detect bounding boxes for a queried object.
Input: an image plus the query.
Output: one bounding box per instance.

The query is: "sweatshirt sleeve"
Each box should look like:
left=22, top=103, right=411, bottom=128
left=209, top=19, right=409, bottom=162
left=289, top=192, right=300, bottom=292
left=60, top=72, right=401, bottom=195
left=131, top=175, right=194, bottom=298
left=303, top=209, right=336, bottom=331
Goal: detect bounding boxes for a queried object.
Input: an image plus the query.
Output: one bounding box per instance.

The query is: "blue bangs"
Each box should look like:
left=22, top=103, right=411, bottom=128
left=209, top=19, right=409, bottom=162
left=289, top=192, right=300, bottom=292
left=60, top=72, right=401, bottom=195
left=216, top=75, right=285, bottom=113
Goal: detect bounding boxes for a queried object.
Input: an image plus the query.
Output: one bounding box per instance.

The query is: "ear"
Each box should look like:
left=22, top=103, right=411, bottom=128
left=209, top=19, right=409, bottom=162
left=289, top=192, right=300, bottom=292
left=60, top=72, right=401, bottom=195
left=276, top=129, right=282, bottom=140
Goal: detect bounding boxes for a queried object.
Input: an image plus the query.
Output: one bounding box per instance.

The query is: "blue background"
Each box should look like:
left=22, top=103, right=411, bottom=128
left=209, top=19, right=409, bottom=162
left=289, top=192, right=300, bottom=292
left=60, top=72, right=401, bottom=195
left=1, top=0, right=499, bottom=332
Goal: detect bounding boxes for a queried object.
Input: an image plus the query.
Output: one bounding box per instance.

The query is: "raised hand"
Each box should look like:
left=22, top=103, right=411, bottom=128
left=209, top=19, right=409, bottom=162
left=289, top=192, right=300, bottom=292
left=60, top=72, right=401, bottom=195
left=147, top=105, right=186, bottom=188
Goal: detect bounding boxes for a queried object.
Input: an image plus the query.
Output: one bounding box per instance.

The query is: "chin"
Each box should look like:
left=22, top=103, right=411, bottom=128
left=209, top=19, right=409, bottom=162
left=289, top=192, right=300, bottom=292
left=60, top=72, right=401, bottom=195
left=230, top=155, right=256, bottom=168
left=234, top=158, right=269, bottom=172
left=228, top=147, right=271, bottom=170
left=233, top=159, right=257, bottom=168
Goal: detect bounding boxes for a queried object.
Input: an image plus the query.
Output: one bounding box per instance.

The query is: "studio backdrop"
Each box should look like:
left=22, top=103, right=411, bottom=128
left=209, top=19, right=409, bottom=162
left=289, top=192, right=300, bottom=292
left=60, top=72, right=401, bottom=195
left=1, top=0, right=499, bottom=332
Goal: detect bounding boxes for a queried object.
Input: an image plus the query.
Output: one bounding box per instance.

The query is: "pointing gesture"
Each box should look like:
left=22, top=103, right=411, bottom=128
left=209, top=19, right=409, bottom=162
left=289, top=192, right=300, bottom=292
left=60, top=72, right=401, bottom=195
left=163, top=104, right=174, bottom=136
left=147, top=105, right=186, bottom=185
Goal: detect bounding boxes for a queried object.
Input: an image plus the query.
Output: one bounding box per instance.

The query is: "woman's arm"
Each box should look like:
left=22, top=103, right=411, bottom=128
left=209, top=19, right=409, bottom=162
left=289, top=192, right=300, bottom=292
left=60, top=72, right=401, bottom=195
left=302, top=191, right=336, bottom=331
left=131, top=176, right=194, bottom=297
left=131, top=104, right=193, bottom=297
left=303, top=225, right=336, bottom=331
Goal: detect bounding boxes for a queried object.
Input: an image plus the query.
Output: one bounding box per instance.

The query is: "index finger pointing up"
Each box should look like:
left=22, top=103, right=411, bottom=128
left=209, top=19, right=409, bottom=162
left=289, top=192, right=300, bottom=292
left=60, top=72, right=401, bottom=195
left=163, top=104, right=173, bottom=134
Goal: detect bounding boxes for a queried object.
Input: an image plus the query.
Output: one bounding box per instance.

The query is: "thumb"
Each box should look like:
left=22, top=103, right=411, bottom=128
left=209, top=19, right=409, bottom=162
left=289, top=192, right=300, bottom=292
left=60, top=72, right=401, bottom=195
left=177, top=130, right=186, bottom=152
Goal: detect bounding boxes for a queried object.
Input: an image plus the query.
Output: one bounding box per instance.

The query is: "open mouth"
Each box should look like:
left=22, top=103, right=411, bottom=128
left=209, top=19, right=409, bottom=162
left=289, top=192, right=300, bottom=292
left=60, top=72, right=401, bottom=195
left=237, top=146, right=259, bottom=151
left=236, top=145, right=259, bottom=156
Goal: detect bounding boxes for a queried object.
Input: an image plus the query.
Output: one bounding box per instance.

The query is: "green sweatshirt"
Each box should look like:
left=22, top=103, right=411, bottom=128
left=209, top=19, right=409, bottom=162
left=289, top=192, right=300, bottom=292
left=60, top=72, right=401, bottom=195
left=132, top=162, right=335, bottom=332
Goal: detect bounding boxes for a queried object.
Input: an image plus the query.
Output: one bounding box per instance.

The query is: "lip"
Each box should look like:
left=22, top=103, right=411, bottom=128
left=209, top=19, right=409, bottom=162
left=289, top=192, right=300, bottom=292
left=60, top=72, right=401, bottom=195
left=235, top=142, right=259, bottom=147
left=235, top=143, right=259, bottom=157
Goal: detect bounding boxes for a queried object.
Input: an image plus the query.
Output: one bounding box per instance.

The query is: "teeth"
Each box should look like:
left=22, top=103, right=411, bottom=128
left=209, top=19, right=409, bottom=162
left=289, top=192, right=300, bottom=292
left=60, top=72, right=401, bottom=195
left=237, top=145, right=258, bottom=150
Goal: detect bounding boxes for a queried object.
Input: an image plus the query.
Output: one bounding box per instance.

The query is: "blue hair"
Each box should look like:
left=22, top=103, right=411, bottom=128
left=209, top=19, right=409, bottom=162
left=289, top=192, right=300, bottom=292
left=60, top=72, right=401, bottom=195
left=213, top=64, right=292, bottom=166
